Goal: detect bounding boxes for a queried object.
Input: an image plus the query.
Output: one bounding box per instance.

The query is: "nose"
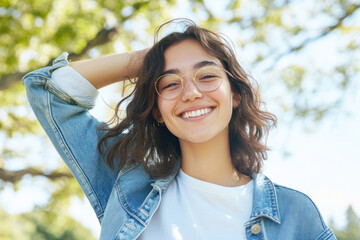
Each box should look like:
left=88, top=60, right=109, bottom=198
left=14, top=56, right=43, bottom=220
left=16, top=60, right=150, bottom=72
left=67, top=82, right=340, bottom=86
left=181, top=75, right=203, bottom=102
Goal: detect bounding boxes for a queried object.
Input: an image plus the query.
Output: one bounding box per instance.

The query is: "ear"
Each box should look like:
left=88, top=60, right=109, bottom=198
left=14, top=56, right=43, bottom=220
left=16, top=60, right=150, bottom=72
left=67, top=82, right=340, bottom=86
left=152, top=107, right=163, bottom=122
left=232, top=92, right=241, bottom=108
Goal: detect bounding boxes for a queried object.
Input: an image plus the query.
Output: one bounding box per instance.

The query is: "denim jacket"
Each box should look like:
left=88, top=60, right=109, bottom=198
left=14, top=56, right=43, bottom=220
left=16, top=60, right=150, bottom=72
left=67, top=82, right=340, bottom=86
left=23, top=53, right=336, bottom=240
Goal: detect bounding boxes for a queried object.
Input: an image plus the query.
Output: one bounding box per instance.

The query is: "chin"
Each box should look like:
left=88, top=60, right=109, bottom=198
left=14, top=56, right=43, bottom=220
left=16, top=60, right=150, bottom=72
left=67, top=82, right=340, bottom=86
left=181, top=132, right=215, bottom=144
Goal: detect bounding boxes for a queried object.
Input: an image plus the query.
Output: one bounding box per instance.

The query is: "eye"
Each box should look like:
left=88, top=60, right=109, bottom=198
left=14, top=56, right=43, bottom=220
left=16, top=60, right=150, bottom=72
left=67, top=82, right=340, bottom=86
left=197, top=73, right=220, bottom=81
left=200, top=74, right=217, bottom=79
left=163, top=82, right=181, bottom=90
left=196, top=66, right=223, bottom=81
left=157, top=75, right=182, bottom=92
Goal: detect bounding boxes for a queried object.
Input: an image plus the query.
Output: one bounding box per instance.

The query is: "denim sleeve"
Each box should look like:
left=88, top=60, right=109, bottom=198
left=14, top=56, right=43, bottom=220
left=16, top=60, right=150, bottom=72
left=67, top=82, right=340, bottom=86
left=22, top=53, right=118, bottom=222
left=51, top=65, right=98, bottom=102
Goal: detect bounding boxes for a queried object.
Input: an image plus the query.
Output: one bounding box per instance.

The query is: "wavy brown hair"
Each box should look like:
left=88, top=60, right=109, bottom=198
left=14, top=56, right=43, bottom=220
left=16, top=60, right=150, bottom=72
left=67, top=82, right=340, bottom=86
left=98, top=19, right=277, bottom=178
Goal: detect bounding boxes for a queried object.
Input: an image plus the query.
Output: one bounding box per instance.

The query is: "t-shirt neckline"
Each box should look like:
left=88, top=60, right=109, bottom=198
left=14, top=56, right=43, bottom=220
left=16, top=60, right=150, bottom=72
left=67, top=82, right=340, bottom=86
left=177, top=168, right=254, bottom=196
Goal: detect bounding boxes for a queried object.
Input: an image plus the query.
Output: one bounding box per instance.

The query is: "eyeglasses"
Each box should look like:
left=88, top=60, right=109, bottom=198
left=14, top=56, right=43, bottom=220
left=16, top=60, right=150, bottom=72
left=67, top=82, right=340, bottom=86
left=155, top=65, right=230, bottom=100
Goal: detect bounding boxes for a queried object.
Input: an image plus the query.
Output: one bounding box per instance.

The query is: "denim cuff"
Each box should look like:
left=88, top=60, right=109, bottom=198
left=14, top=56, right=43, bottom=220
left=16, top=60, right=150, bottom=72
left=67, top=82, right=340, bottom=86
left=50, top=52, right=99, bottom=108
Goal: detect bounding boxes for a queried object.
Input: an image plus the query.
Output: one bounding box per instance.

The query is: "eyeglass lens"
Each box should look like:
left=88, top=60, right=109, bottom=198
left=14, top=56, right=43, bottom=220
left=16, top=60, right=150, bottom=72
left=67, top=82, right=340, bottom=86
left=156, top=66, right=224, bottom=99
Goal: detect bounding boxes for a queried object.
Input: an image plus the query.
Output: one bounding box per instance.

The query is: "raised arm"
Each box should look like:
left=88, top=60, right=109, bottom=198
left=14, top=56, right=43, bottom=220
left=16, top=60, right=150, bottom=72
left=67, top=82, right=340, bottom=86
left=69, top=49, right=148, bottom=89
left=23, top=50, right=146, bottom=223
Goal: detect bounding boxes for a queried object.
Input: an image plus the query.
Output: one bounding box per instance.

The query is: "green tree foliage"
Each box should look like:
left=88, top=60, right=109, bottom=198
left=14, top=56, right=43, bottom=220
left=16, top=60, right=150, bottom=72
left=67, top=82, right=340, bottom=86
left=0, top=207, right=97, bottom=240
left=0, top=0, right=359, bottom=237
left=332, top=206, right=360, bottom=240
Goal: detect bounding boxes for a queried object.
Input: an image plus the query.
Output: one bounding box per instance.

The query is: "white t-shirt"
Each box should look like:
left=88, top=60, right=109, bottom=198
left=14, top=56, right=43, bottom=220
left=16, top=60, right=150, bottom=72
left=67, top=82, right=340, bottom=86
left=139, top=169, right=254, bottom=240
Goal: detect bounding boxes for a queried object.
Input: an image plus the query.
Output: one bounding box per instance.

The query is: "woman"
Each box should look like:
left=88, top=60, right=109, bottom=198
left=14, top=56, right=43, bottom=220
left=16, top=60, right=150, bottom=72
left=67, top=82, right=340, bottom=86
left=23, top=19, right=336, bottom=239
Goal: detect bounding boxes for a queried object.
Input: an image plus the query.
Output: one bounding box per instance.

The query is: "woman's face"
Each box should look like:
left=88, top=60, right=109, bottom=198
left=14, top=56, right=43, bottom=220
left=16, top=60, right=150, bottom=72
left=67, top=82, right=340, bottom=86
left=156, top=39, right=237, bottom=145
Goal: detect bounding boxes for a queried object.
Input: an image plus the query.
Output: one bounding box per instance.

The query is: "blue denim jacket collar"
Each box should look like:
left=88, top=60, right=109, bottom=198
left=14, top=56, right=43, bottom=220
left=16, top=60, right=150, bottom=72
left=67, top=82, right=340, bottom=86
left=152, top=162, right=283, bottom=225
left=114, top=160, right=181, bottom=226
left=249, top=173, right=281, bottom=225
left=152, top=159, right=181, bottom=190
left=117, top=159, right=282, bottom=229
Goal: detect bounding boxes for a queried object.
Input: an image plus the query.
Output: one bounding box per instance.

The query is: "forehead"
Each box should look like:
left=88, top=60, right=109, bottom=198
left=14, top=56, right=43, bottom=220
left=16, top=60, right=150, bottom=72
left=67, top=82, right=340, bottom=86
left=163, top=39, right=222, bottom=72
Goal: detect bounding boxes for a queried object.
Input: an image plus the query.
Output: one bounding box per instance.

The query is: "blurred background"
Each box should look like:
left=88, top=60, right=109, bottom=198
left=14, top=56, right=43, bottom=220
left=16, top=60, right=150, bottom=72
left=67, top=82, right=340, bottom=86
left=1, top=0, right=360, bottom=239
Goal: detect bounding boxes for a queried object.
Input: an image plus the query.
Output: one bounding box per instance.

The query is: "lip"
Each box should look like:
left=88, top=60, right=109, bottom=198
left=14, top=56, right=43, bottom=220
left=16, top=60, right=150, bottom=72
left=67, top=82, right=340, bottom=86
left=178, top=106, right=215, bottom=120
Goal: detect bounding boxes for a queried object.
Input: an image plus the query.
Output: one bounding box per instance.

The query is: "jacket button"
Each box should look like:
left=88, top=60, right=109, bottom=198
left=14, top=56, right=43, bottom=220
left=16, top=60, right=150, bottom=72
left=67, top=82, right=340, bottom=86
left=251, top=223, right=261, bottom=235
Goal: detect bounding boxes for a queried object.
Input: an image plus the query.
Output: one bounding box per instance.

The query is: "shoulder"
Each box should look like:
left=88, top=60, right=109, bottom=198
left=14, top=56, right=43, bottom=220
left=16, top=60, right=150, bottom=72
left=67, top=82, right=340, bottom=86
left=274, top=183, right=325, bottom=222
left=274, top=184, right=322, bottom=214
left=274, top=183, right=335, bottom=239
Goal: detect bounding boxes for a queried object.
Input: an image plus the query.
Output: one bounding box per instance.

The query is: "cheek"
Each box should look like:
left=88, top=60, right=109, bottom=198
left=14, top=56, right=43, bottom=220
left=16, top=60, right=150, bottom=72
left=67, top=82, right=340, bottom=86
left=157, top=99, right=174, bottom=120
left=217, top=82, right=234, bottom=103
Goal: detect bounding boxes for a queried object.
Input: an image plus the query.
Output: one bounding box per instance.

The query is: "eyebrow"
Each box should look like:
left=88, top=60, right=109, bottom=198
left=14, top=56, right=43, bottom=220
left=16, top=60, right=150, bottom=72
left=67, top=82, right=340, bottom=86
left=161, top=61, right=219, bottom=75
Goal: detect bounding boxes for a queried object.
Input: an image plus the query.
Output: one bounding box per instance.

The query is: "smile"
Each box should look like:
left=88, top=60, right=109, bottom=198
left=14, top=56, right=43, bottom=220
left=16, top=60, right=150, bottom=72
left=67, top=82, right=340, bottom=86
left=181, top=108, right=212, bottom=119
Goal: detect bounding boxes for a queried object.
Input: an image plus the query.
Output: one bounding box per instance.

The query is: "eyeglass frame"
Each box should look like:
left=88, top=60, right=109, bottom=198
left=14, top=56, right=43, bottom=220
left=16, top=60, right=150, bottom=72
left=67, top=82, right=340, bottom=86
left=154, top=65, right=234, bottom=100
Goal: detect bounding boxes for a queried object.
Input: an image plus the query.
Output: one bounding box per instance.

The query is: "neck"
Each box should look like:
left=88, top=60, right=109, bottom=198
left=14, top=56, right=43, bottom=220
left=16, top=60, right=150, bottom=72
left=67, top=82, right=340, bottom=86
left=180, top=129, right=249, bottom=187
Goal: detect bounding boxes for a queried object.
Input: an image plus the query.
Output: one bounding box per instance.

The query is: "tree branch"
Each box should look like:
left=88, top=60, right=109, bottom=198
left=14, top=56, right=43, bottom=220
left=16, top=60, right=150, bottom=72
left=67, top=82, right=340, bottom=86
left=264, top=3, right=360, bottom=70
left=0, top=1, right=144, bottom=91
left=0, top=26, right=120, bottom=91
left=58, top=26, right=120, bottom=63
left=0, top=167, right=72, bottom=183
left=0, top=72, right=27, bottom=91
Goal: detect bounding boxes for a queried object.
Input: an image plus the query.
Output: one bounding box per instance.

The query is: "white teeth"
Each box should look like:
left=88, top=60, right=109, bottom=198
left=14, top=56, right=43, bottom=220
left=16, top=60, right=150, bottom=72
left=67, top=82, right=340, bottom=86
left=182, top=108, right=211, bottom=119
